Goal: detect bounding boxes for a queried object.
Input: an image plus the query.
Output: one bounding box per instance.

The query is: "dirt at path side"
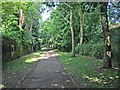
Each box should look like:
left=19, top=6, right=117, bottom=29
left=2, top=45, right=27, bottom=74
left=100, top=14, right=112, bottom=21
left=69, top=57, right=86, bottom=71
left=17, top=50, right=77, bottom=88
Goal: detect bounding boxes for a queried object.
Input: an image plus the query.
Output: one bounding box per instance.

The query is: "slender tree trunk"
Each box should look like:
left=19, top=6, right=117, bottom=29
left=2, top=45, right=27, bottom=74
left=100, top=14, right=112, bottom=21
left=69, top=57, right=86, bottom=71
left=101, top=2, right=112, bottom=68
left=19, top=9, right=24, bottom=29
left=79, top=7, right=84, bottom=45
left=30, top=22, right=33, bottom=32
left=70, top=10, right=75, bottom=57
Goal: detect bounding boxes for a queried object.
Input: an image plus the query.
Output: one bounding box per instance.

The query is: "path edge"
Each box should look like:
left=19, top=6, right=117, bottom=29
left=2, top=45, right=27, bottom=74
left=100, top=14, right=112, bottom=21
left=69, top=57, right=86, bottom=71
left=56, top=55, right=79, bottom=88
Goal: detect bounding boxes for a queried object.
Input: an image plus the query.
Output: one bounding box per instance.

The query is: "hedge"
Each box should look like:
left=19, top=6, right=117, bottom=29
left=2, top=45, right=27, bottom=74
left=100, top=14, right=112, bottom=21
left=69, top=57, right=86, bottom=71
left=75, top=42, right=104, bottom=59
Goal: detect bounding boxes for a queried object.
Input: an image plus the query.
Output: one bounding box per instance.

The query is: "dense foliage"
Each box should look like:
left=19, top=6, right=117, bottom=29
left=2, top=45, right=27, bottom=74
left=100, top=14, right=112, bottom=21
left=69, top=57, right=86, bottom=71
left=2, top=2, right=42, bottom=63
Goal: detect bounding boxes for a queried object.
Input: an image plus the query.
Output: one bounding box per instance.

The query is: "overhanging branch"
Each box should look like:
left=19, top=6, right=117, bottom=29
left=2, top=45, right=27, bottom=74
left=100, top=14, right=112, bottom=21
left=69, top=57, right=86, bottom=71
left=60, top=13, right=70, bottom=23
left=64, top=3, right=71, bottom=8
left=61, top=8, right=69, bottom=15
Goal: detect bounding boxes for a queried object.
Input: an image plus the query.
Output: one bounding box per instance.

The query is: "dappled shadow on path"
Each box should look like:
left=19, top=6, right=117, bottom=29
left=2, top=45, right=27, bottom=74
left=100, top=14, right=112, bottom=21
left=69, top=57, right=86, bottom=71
left=25, top=50, right=60, bottom=63
left=40, top=50, right=60, bottom=59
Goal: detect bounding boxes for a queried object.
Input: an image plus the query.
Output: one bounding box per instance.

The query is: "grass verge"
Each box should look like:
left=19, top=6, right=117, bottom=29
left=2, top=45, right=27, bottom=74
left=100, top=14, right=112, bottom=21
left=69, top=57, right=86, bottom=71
left=58, top=52, right=119, bottom=88
left=2, top=50, right=44, bottom=88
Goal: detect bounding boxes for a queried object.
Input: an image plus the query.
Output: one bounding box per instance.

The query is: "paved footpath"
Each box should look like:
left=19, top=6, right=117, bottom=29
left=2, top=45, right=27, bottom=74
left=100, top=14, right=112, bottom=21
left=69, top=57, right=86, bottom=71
left=17, top=50, right=77, bottom=88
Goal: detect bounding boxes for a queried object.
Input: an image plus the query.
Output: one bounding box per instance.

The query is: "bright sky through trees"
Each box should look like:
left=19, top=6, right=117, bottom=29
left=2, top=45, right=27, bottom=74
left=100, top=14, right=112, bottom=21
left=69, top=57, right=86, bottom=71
left=41, top=4, right=57, bottom=21
left=41, top=9, right=51, bottom=21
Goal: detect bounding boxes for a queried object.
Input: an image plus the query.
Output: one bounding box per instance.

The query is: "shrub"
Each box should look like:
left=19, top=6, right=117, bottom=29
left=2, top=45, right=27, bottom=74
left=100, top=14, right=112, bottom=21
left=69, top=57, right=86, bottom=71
left=75, top=42, right=104, bottom=59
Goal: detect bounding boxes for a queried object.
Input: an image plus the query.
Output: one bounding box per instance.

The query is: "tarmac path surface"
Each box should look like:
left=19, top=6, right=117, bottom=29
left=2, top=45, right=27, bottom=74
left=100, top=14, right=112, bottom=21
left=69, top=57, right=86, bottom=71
left=17, top=50, right=77, bottom=88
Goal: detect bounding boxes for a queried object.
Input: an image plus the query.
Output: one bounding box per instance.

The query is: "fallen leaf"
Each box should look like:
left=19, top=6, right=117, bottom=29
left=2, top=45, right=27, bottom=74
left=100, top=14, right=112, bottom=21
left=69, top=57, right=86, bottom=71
left=84, top=83, right=87, bottom=86
left=115, top=76, right=119, bottom=79
left=51, top=84, right=54, bottom=86
left=55, top=71, right=59, bottom=73
left=61, top=85, right=64, bottom=88
left=54, top=84, right=58, bottom=86
left=66, top=80, right=71, bottom=83
left=100, top=73, right=103, bottom=75
left=17, top=81, right=21, bottom=84
left=24, top=66, right=27, bottom=68
left=113, top=67, right=119, bottom=70
left=64, top=68, right=67, bottom=70
left=109, top=77, right=114, bottom=80
left=8, top=77, right=10, bottom=79
left=62, top=72, right=66, bottom=75
left=52, top=84, right=58, bottom=87
left=103, top=82, right=107, bottom=84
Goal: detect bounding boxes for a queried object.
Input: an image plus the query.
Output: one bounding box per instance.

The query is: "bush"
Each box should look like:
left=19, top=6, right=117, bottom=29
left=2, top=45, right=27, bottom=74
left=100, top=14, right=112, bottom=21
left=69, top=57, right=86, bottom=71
left=75, top=42, right=104, bottom=59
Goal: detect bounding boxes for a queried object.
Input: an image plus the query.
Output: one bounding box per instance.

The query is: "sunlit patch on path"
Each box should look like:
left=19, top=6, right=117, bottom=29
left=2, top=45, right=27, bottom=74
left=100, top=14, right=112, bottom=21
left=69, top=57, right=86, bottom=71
left=39, top=50, right=60, bottom=60
left=24, top=50, right=60, bottom=63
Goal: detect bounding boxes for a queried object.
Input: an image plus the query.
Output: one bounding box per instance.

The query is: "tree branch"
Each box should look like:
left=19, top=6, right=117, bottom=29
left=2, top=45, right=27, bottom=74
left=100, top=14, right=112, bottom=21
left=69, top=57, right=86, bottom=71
left=64, top=3, right=71, bottom=8
left=61, top=8, right=70, bottom=15
left=60, top=13, right=70, bottom=23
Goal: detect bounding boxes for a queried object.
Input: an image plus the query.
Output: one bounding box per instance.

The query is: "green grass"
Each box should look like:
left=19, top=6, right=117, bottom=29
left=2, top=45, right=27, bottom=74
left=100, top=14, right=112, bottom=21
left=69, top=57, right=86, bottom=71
left=2, top=50, right=44, bottom=88
left=58, top=52, right=119, bottom=88
left=3, top=50, right=44, bottom=72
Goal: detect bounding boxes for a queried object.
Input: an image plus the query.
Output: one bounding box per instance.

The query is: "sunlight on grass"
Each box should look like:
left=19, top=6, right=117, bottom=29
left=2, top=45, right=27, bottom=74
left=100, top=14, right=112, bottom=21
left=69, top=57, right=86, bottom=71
left=3, top=51, right=44, bottom=72
left=33, top=52, right=43, bottom=56
left=83, top=75, right=102, bottom=83
left=41, top=47, right=47, bottom=51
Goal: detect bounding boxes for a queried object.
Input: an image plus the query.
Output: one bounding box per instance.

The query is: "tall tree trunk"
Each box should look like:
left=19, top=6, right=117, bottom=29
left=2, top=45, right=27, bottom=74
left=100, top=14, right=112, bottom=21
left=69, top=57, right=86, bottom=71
left=70, top=10, right=75, bottom=57
left=101, top=2, right=112, bottom=68
left=19, top=9, right=24, bottom=29
left=79, top=7, right=84, bottom=45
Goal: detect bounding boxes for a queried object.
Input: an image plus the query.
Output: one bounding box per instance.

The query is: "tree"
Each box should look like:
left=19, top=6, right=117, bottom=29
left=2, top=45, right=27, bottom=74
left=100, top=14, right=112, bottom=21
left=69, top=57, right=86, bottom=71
left=61, top=3, right=75, bottom=57
left=100, top=2, right=112, bottom=68
left=76, top=2, right=84, bottom=45
left=70, top=9, right=75, bottom=57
